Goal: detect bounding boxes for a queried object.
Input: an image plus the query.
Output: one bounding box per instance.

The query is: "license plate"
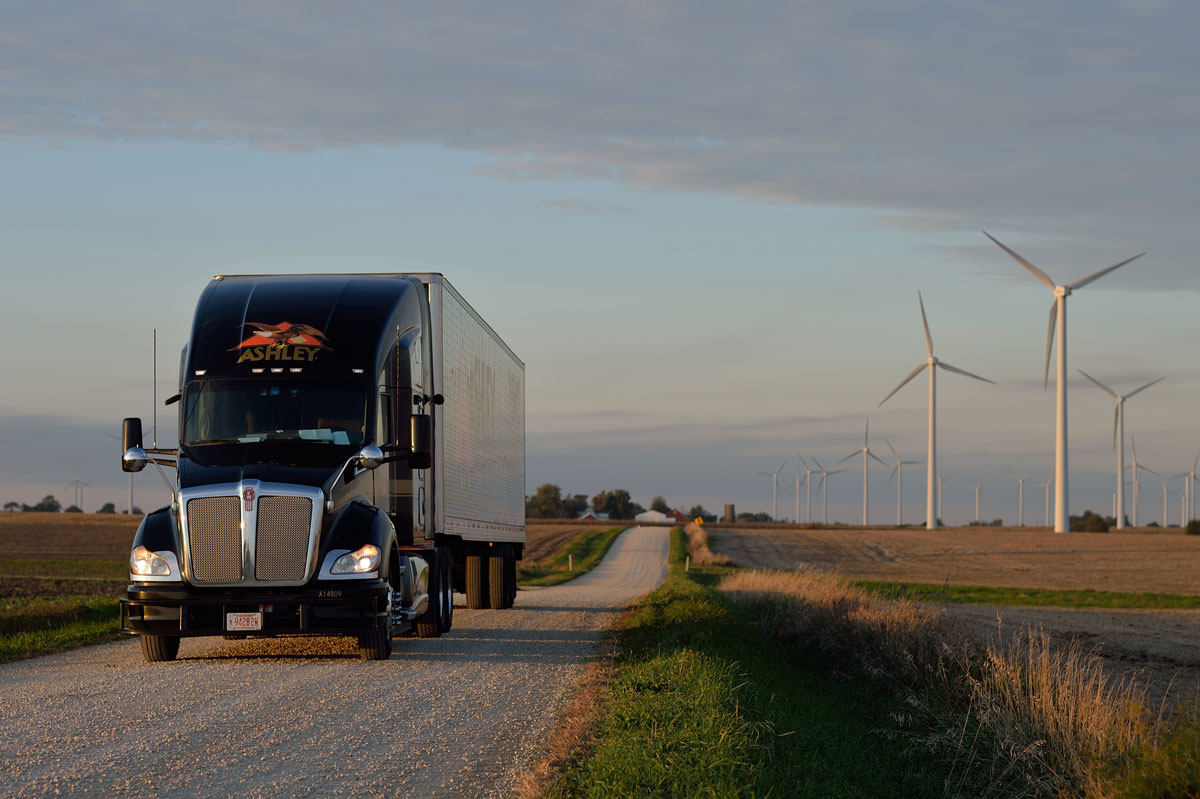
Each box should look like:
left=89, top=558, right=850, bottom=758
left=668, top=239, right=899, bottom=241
left=226, top=612, right=263, bottom=632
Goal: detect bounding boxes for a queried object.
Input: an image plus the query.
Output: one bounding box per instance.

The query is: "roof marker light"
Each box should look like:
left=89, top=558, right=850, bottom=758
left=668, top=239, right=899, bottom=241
left=351, top=368, right=365, bottom=374
left=194, top=370, right=207, bottom=376
left=252, top=368, right=265, bottom=374
left=270, top=368, right=284, bottom=374
left=289, top=368, right=303, bottom=373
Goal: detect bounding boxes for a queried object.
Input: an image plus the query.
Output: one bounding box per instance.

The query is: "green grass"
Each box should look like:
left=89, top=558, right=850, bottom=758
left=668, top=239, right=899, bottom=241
left=0, top=596, right=123, bottom=661
left=546, top=529, right=950, bottom=798
left=519, top=526, right=626, bottom=587
left=856, top=579, right=1200, bottom=609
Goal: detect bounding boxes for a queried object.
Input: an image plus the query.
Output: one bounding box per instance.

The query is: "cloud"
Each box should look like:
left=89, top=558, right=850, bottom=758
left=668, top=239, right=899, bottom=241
left=4, top=1, right=1199, bottom=279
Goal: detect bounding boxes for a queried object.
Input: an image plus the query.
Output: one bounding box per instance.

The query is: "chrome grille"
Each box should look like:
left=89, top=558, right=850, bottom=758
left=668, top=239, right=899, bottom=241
left=187, top=496, right=243, bottom=582
left=255, top=496, right=313, bottom=581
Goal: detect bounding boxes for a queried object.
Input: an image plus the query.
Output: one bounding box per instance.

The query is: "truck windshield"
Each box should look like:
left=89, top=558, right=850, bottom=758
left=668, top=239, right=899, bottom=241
left=183, top=380, right=369, bottom=449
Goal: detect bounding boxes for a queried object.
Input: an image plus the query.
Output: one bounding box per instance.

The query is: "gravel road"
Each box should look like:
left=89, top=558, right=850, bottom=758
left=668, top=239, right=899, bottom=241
left=0, top=526, right=670, bottom=799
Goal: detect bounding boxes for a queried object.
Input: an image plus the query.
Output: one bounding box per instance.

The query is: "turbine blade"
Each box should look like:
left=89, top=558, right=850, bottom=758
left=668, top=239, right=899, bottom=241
left=918, top=291, right=934, bottom=356
left=1142, top=465, right=1160, bottom=476
left=983, top=231, right=1056, bottom=289
left=937, top=361, right=996, bottom=384
left=839, top=452, right=857, bottom=464
left=869, top=451, right=888, bottom=467
left=888, top=465, right=898, bottom=484
left=1008, top=467, right=1019, bottom=479
left=1044, top=299, right=1057, bottom=390
left=1124, top=376, right=1165, bottom=400
left=878, top=362, right=928, bottom=407
left=864, top=418, right=869, bottom=446
left=1068, top=253, right=1145, bottom=291
left=1077, top=369, right=1118, bottom=399
left=1112, top=405, right=1119, bottom=451
left=810, top=456, right=825, bottom=471
left=776, top=460, right=789, bottom=476
left=886, top=439, right=900, bottom=462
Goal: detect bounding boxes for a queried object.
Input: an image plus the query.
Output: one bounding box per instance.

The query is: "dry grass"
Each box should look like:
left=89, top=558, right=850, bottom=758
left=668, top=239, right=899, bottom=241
left=719, top=569, right=1185, bottom=798
left=683, top=522, right=734, bottom=566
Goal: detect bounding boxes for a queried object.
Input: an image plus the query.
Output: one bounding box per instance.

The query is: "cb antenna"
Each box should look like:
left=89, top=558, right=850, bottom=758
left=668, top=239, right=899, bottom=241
left=152, top=328, right=157, bottom=449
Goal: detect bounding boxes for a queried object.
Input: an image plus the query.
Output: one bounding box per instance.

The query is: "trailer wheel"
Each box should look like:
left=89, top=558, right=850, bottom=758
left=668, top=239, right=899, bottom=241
left=437, top=546, right=454, bottom=632
left=504, top=546, right=517, bottom=608
left=488, top=545, right=510, bottom=609
left=416, top=550, right=443, bottom=639
left=465, top=554, right=488, bottom=609
left=140, top=635, right=180, bottom=662
left=358, top=614, right=393, bottom=660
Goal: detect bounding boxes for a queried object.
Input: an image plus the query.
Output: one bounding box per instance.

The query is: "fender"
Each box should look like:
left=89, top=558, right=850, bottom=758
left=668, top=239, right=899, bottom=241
left=131, top=506, right=180, bottom=556
left=319, top=501, right=397, bottom=580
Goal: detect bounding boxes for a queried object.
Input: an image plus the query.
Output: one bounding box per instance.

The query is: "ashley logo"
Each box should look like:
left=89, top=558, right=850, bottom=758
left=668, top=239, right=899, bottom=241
left=231, top=322, right=331, bottom=364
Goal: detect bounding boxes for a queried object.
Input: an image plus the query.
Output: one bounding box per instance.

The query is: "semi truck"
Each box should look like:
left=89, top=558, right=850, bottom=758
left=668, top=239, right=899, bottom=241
left=118, top=273, right=525, bottom=662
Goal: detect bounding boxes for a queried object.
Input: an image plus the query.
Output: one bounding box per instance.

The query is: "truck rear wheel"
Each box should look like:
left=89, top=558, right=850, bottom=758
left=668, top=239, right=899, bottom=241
left=140, top=635, right=180, bottom=662
left=465, top=554, right=488, bottom=609
left=488, top=546, right=508, bottom=609
left=416, top=549, right=448, bottom=638
left=504, top=546, right=517, bottom=608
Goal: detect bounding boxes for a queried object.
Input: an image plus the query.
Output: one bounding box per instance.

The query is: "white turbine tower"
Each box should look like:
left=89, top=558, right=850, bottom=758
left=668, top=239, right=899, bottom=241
left=885, top=440, right=921, bottom=526
left=1078, top=370, right=1163, bottom=530
left=879, top=292, right=994, bottom=530
left=969, top=478, right=984, bottom=524
left=755, top=461, right=789, bottom=521
left=1158, top=482, right=1175, bottom=527
left=1169, top=451, right=1199, bottom=524
left=1007, top=469, right=1033, bottom=526
left=984, top=231, right=1144, bottom=533
left=936, top=474, right=950, bottom=523
left=1036, top=479, right=1052, bottom=526
left=840, top=419, right=888, bottom=526
left=1127, top=437, right=1157, bottom=527
left=799, top=456, right=818, bottom=524
left=792, top=462, right=807, bottom=524
left=811, top=457, right=846, bottom=526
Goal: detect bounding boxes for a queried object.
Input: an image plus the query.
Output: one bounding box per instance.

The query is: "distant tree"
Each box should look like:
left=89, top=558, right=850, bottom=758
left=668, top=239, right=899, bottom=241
left=64, top=505, right=83, bottom=513
left=132, top=506, right=143, bottom=515
left=560, top=493, right=589, bottom=519
left=1186, top=520, right=1200, bottom=536
left=2, top=501, right=18, bottom=512
left=650, top=496, right=671, bottom=513
left=526, top=483, right=564, bottom=519
left=22, top=495, right=61, bottom=513
left=991, top=519, right=1004, bottom=527
left=687, top=505, right=717, bottom=522
left=1070, top=510, right=1109, bottom=532
left=592, top=490, right=645, bottom=520
left=98, top=502, right=116, bottom=514
left=736, top=511, right=772, bottom=523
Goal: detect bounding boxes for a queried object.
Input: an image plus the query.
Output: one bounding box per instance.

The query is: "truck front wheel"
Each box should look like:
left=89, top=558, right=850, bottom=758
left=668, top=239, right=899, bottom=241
left=140, top=635, right=180, bottom=662
left=358, top=614, right=393, bottom=660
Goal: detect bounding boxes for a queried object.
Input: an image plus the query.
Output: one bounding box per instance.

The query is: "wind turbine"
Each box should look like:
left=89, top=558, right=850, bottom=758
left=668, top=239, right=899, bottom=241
left=969, top=477, right=984, bottom=524
left=755, top=461, right=789, bottom=521
left=1078, top=370, right=1164, bottom=530
left=1169, top=450, right=1199, bottom=524
left=886, top=440, right=921, bottom=526
left=936, top=474, right=950, bottom=523
left=840, top=419, right=887, bottom=526
left=799, top=456, right=817, bottom=524
left=1007, top=469, right=1032, bottom=527
left=984, top=231, right=1144, bottom=533
left=879, top=292, right=994, bottom=530
left=1127, top=437, right=1157, bottom=527
left=1036, top=479, right=1052, bottom=526
left=792, top=462, right=807, bottom=524
left=1158, top=482, right=1176, bottom=527
left=65, top=469, right=93, bottom=511
left=811, top=457, right=846, bottom=526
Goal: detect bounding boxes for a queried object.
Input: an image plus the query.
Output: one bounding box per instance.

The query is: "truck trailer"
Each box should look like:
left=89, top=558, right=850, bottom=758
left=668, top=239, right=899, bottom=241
left=119, top=273, right=525, bottom=661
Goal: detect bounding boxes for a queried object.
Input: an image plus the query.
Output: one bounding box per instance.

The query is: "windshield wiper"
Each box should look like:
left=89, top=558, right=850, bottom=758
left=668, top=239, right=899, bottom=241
left=186, top=438, right=242, bottom=446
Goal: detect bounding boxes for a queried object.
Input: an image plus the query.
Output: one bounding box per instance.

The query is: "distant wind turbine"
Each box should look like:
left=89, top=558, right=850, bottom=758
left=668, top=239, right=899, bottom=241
left=755, top=461, right=789, bottom=521
left=792, top=461, right=807, bottom=524
left=1127, top=437, right=1157, bottom=527
left=1169, top=450, right=1200, bottom=524
left=936, top=474, right=950, bottom=523
left=1007, top=469, right=1032, bottom=527
left=811, top=457, right=846, bottom=526
left=969, top=477, right=984, bottom=524
left=879, top=292, right=994, bottom=530
left=799, top=456, right=817, bottom=524
left=1036, top=479, right=1052, bottom=526
left=985, top=231, right=1144, bottom=533
left=886, top=440, right=921, bottom=526
left=840, top=419, right=887, bottom=526
left=1078, top=370, right=1163, bottom=530
left=1158, top=482, right=1176, bottom=527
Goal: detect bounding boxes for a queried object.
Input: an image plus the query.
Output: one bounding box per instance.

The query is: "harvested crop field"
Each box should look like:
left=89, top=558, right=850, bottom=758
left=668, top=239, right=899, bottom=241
left=708, top=525, right=1200, bottom=705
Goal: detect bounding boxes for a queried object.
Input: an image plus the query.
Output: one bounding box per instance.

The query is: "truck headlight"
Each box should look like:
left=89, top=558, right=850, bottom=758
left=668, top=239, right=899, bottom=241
left=331, top=544, right=380, bottom=575
left=131, top=545, right=172, bottom=576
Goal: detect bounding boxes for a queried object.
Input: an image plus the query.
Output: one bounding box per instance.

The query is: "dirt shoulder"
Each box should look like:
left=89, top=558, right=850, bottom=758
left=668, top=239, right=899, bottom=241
left=708, top=526, right=1200, bottom=707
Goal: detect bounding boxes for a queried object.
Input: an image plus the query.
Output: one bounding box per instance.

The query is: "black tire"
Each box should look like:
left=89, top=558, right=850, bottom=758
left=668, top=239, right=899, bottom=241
left=488, top=546, right=508, bottom=609
left=438, top=546, right=454, bottom=632
left=416, top=551, right=442, bottom=639
left=465, top=553, right=488, bottom=609
left=504, top=546, right=517, bottom=608
left=140, top=635, right=180, bottom=662
left=358, top=614, right=393, bottom=660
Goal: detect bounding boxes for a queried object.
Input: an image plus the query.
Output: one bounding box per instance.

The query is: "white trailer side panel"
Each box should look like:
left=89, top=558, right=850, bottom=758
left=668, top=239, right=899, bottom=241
left=426, top=277, right=525, bottom=544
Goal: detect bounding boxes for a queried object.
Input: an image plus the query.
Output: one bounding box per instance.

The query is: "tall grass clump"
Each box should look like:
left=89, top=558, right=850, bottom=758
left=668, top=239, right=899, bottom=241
left=720, top=569, right=1197, bottom=798
left=683, top=522, right=734, bottom=567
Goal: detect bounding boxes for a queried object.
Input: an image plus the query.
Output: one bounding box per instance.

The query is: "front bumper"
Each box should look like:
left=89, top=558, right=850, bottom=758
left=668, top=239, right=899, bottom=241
left=120, top=581, right=390, bottom=638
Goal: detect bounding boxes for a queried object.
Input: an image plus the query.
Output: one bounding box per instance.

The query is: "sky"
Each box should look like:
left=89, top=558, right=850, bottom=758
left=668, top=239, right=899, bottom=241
left=3, top=0, right=1200, bottom=525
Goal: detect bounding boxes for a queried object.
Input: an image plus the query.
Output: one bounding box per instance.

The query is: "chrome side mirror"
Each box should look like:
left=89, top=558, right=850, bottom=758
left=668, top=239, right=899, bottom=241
left=122, top=447, right=149, bottom=473
left=355, top=445, right=385, bottom=470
